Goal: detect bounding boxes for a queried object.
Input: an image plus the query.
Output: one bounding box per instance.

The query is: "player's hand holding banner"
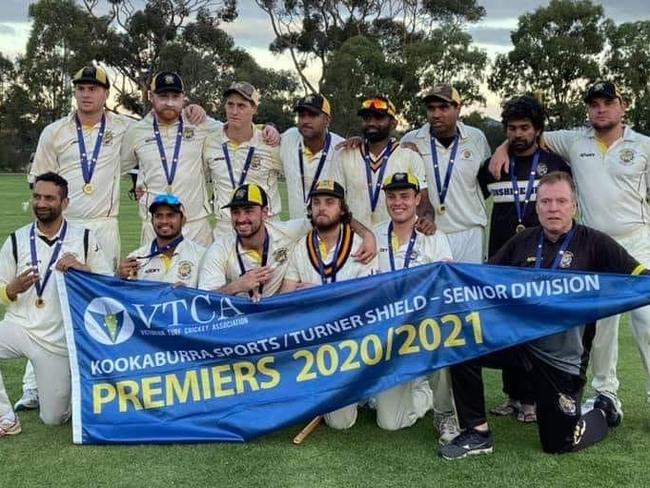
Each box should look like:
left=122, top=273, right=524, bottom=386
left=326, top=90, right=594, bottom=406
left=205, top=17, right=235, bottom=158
left=57, top=264, right=650, bottom=444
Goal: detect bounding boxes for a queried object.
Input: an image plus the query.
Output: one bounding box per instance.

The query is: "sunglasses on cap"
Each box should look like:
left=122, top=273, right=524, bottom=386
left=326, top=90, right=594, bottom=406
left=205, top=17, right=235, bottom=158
left=152, top=194, right=181, bottom=206
left=362, top=98, right=390, bottom=111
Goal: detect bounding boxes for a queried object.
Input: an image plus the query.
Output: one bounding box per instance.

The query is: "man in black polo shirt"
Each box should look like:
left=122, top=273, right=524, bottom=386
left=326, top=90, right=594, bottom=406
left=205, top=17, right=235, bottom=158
left=478, top=96, right=571, bottom=422
left=440, top=171, right=648, bottom=459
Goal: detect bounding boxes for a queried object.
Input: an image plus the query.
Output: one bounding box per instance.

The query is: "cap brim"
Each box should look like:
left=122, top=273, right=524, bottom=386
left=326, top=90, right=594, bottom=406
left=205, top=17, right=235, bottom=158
left=73, top=78, right=108, bottom=88
left=382, top=183, right=419, bottom=192
left=310, top=190, right=344, bottom=199
left=154, top=88, right=183, bottom=94
left=584, top=92, right=617, bottom=102
left=357, top=108, right=393, bottom=118
left=422, top=94, right=456, bottom=104
left=224, top=88, right=255, bottom=104
left=294, top=104, right=324, bottom=115
left=221, top=201, right=264, bottom=209
left=149, top=203, right=183, bottom=213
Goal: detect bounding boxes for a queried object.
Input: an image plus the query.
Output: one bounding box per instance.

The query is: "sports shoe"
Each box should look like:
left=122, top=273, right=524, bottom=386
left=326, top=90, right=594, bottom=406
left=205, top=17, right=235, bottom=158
left=0, top=415, right=22, bottom=438
left=439, top=428, right=493, bottom=460
left=593, top=392, right=623, bottom=427
left=435, top=412, right=461, bottom=445
left=14, top=388, right=39, bottom=411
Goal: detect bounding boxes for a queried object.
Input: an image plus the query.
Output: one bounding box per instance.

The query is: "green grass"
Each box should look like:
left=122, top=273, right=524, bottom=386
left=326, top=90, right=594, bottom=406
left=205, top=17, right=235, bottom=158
left=0, top=174, right=648, bottom=487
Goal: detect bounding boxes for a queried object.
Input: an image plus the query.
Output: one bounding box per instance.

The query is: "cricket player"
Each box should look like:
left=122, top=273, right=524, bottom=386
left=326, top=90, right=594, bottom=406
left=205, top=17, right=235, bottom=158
left=327, top=96, right=434, bottom=231
left=281, top=180, right=377, bottom=429
left=373, top=172, right=457, bottom=439
left=402, top=85, right=491, bottom=263
left=280, top=94, right=344, bottom=219
left=489, top=81, right=650, bottom=419
left=121, top=72, right=219, bottom=247
left=0, top=172, right=111, bottom=437
left=117, top=194, right=206, bottom=287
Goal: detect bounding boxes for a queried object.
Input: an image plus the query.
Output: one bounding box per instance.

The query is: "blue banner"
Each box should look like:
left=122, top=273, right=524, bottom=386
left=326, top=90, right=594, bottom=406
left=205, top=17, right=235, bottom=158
left=57, top=263, right=650, bottom=444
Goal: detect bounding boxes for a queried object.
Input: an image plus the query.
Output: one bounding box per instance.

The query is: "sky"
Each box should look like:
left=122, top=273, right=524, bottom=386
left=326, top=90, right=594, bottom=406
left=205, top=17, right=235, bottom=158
left=1, top=0, right=648, bottom=116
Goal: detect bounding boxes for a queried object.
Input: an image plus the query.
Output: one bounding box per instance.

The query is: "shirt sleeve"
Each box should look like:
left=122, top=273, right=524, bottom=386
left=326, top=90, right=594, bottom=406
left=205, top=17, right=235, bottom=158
left=592, top=230, right=647, bottom=275
left=0, top=236, right=18, bottom=304
left=120, top=125, right=139, bottom=174
left=409, top=151, right=428, bottom=189
left=478, top=131, right=491, bottom=162
left=283, top=244, right=304, bottom=283
left=31, top=125, right=58, bottom=177
left=477, top=157, right=493, bottom=199
left=322, top=149, right=345, bottom=186
left=541, top=130, right=576, bottom=163
left=279, top=218, right=312, bottom=242
left=85, top=230, right=113, bottom=275
left=197, top=241, right=229, bottom=290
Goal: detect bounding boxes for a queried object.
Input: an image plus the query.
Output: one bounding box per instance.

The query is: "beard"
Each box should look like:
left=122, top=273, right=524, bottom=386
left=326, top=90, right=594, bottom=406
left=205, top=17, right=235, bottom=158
left=363, top=126, right=391, bottom=143
left=510, top=138, right=536, bottom=154
left=235, top=219, right=263, bottom=239
left=311, top=214, right=341, bottom=233
left=33, top=206, right=61, bottom=224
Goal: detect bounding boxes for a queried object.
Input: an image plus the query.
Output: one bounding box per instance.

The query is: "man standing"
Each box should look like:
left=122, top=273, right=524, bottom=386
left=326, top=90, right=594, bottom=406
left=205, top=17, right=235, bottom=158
left=478, top=96, right=570, bottom=420
left=0, top=172, right=111, bottom=437
left=121, top=72, right=220, bottom=247
left=440, top=172, right=648, bottom=460
left=280, top=94, right=344, bottom=219
left=203, top=82, right=283, bottom=237
left=489, top=81, right=650, bottom=418
left=373, top=172, right=457, bottom=441
left=328, top=96, right=434, bottom=230
left=281, top=180, right=376, bottom=429
left=402, top=85, right=491, bottom=263
left=117, top=194, right=206, bottom=287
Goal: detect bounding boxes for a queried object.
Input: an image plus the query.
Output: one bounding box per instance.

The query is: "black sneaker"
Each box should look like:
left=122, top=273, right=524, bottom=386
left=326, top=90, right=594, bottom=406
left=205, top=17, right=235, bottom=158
left=438, top=428, right=494, bottom=460
left=593, top=392, right=623, bottom=427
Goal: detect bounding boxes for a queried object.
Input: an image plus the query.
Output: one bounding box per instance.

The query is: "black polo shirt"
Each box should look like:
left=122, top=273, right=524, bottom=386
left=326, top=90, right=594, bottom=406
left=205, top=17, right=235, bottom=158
left=478, top=149, right=571, bottom=257
left=489, top=223, right=646, bottom=374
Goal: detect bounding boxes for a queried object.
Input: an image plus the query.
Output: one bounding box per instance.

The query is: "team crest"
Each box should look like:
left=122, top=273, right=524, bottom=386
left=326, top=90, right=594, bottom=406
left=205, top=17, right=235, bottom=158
left=559, top=250, right=574, bottom=268
left=183, top=127, right=195, bottom=140
left=177, top=260, right=193, bottom=280
left=462, top=149, right=472, bottom=159
left=409, top=250, right=420, bottom=262
left=103, top=131, right=114, bottom=145
left=536, top=162, right=548, bottom=176
left=558, top=393, right=577, bottom=415
left=250, top=155, right=262, bottom=170
left=164, top=74, right=175, bottom=84
left=619, top=148, right=635, bottom=165
left=235, top=188, right=247, bottom=199
left=273, top=247, right=288, bottom=264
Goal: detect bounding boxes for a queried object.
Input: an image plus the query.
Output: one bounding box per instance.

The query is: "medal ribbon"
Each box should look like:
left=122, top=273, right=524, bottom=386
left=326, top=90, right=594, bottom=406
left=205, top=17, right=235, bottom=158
left=312, top=225, right=344, bottom=284
left=153, top=116, right=184, bottom=187
left=429, top=133, right=459, bottom=207
left=535, top=226, right=577, bottom=269
left=387, top=222, right=417, bottom=271
left=363, top=141, right=393, bottom=211
left=136, top=235, right=184, bottom=260
left=299, top=133, right=332, bottom=203
left=75, top=113, right=106, bottom=186
left=29, top=221, right=68, bottom=300
left=222, top=143, right=256, bottom=188
left=509, top=151, right=540, bottom=226
left=236, top=230, right=270, bottom=296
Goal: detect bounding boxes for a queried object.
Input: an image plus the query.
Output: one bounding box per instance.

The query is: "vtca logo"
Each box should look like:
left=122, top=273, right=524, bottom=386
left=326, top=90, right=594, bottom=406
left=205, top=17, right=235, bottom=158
left=84, top=297, right=135, bottom=345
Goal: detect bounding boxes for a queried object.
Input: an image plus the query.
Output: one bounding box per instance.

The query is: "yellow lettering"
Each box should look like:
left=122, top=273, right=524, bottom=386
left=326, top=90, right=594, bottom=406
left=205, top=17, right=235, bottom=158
left=116, top=380, right=143, bottom=413
left=92, top=383, right=116, bottom=414
left=258, top=356, right=280, bottom=389
left=165, top=371, right=200, bottom=405
left=211, top=365, right=235, bottom=397
left=233, top=361, right=260, bottom=393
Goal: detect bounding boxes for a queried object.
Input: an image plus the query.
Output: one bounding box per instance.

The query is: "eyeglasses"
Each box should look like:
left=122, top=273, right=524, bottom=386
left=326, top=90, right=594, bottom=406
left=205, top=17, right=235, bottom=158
left=152, top=194, right=181, bottom=206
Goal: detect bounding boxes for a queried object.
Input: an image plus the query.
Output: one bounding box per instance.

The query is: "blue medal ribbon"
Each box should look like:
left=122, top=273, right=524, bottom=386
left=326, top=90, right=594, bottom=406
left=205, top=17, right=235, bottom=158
left=535, top=226, right=577, bottom=269
left=387, top=222, right=417, bottom=271
left=136, top=235, right=184, bottom=260
left=152, top=116, right=184, bottom=188
left=29, top=221, right=68, bottom=300
left=236, top=230, right=270, bottom=296
left=312, top=225, right=343, bottom=284
left=509, top=151, right=540, bottom=226
left=299, top=133, right=332, bottom=203
left=363, top=141, right=393, bottom=212
left=74, top=114, right=106, bottom=186
left=429, top=132, right=460, bottom=208
left=222, top=143, right=256, bottom=189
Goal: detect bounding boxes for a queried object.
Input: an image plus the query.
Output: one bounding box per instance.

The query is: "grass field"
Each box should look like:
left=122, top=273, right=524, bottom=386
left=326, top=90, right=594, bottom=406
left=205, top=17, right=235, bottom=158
left=0, top=173, right=648, bottom=487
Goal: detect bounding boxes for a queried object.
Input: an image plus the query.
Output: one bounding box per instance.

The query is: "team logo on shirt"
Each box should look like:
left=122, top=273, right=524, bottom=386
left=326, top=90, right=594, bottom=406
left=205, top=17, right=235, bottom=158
left=273, top=247, right=288, bottom=264
left=536, top=162, right=548, bottom=176
left=103, top=131, right=114, bottom=145
left=183, top=127, right=195, bottom=140
left=250, top=155, right=262, bottom=170
left=410, top=250, right=420, bottom=262
left=619, top=148, right=635, bottom=165
left=559, top=251, right=574, bottom=268
left=177, top=260, right=193, bottom=280
left=462, top=149, right=472, bottom=159
left=84, top=297, right=135, bottom=345
left=558, top=393, right=577, bottom=415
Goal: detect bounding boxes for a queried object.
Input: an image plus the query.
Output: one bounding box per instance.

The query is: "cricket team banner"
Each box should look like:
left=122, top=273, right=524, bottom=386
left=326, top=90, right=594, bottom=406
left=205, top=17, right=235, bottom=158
left=57, top=264, right=650, bottom=444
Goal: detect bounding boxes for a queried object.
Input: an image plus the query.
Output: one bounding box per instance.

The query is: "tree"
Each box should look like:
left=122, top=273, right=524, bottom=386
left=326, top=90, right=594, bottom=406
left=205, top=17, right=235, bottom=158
left=488, top=0, right=607, bottom=129
left=604, top=21, right=650, bottom=135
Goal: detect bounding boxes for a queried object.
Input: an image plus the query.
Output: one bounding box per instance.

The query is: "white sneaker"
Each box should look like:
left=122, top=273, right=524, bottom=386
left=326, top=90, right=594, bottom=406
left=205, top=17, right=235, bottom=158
left=0, top=415, right=21, bottom=438
left=14, top=388, right=39, bottom=411
left=435, top=413, right=461, bottom=445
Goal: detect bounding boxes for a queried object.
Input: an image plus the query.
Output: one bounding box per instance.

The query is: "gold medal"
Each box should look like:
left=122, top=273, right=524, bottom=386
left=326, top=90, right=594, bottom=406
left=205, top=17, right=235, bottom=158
left=438, top=204, right=446, bottom=215
left=516, top=224, right=526, bottom=233
left=35, top=297, right=45, bottom=308
left=83, top=183, right=94, bottom=195
left=165, top=185, right=173, bottom=194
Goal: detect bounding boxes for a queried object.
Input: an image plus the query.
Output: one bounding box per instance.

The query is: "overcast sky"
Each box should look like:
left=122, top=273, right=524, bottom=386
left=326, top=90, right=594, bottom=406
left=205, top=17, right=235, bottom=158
left=1, top=1, right=649, bottom=115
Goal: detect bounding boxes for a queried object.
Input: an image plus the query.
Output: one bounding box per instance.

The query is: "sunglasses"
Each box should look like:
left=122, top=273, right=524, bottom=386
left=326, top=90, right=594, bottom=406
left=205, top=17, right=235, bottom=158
left=361, top=98, right=395, bottom=112
left=152, top=194, right=181, bottom=206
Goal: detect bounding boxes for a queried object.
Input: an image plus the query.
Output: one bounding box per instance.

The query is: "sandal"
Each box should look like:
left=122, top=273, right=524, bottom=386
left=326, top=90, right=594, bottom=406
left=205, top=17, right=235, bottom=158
left=490, top=399, right=520, bottom=416
left=517, top=405, right=537, bottom=423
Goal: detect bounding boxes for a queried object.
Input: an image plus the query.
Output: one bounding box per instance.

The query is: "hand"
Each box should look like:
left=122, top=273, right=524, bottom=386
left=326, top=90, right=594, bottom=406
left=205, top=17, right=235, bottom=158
left=353, top=231, right=377, bottom=264
left=173, top=281, right=186, bottom=288
left=415, top=217, right=436, bottom=236
left=56, top=253, right=87, bottom=272
left=400, top=141, right=421, bottom=154
left=295, top=282, right=315, bottom=290
left=261, top=125, right=280, bottom=147
left=184, top=104, right=207, bottom=125
left=134, top=186, right=145, bottom=201
left=236, top=267, right=273, bottom=294
left=335, top=136, right=363, bottom=150
left=6, top=267, right=39, bottom=300
left=488, top=142, right=509, bottom=179
left=118, top=257, right=140, bottom=279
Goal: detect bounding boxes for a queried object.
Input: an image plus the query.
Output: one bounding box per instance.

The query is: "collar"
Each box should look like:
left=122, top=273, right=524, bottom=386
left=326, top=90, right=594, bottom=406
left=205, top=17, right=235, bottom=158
left=69, top=110, right=108, bottom=128
left=34, top=219, right=66, bottom=239
left=223, top=123, right=258, bottom=146
left=542, top=221, right=577, bottom=243
left=586, top=124, right=637, bottom=143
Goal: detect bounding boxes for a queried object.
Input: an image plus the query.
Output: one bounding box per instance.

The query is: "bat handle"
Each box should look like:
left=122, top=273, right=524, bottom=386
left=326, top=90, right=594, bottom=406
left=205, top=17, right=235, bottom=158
left=292, top=416, right=323, bottom=445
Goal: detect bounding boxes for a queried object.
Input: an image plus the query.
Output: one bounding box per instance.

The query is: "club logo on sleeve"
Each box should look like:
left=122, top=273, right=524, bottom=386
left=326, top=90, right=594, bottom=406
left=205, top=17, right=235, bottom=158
left=84, top=297, right=135, bottom=345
